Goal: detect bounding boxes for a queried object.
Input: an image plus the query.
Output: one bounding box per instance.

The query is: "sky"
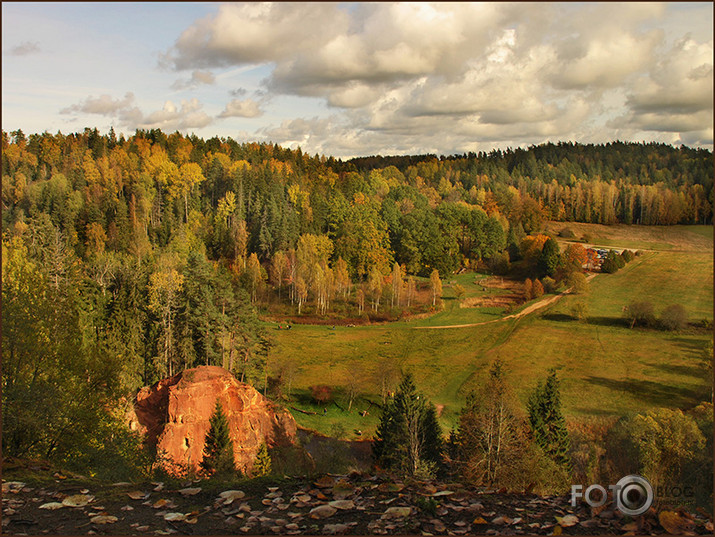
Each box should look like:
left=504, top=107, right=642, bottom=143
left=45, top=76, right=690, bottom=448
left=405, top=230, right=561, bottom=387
left=2, top=2, right=713, bottom=158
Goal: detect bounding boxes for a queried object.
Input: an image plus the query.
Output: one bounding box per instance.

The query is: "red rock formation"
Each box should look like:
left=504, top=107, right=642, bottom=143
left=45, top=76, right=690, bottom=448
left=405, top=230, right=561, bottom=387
left=128, top=366, right=296, bottom=474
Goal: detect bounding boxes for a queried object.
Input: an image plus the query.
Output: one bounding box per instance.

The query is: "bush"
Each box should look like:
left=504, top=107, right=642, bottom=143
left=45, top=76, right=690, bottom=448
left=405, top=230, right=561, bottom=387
left=559, top=227, right=576, bottom=239
left=615, top=251, right=626, bottom=268
left=629, top=409, right=706, bottom=501
left=601, top=251, right=620, bottom=274
left=621, top=249, right=635, bottom=263
left=541, top=276, right=557, bottom=294
left=532, top=279, right=544, bottom=299
left=660, top=304, right=688, bottom=331
left=571, top=301, right=588, bottom=321
left=567, top=271, right=589, bottom=294
left=523, top=278, right=533, bottom=300
left=623, top=301, right=655, bottom=328
left=488, top=251, right=511, bottom=275
left=310, top=385, right=333, bottom=404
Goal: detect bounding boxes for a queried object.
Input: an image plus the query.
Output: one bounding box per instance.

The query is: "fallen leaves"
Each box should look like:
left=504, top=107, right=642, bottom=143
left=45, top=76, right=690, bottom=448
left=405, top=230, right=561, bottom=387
left=328, top=500, right=355, bottom=510
left=127, top=491, right=146, bottom=500
left=90, top=515, right=118, bottom=524
left=310, top=505, right=337, bottom=519
left=178, top=487, right=201, bottom=496
left=219, top=490, right=246, bottom=504
left=152, top=498, right=176, bottom=509
left=383, top=506, right=412, bottom=518
left=62, top=494, right=93, bottom=507
left=659, top=510, right=696, bottom=535
left=556, top=514, right=579, bottom=527
left=39, top=502, right=64, bottom=510
left=313, top=476, right=335, bottom=489
left=164, top=512, right=187, bottom=522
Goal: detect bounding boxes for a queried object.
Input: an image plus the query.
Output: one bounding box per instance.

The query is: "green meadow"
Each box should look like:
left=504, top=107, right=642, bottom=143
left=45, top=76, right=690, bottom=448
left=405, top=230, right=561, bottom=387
left=268, top=225, right=713, bottom=438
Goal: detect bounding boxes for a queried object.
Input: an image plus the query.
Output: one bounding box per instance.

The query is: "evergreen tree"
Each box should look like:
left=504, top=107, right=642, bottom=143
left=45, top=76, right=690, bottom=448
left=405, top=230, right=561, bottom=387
left=373, top=372, right=443, bottom=476
left=538, top=237, right=561, bottom=278
left=252, top=441, right=272, bottom=477
left=527, top=369, right=571, bottom=468
left=200, top=400, right=236, bottom=476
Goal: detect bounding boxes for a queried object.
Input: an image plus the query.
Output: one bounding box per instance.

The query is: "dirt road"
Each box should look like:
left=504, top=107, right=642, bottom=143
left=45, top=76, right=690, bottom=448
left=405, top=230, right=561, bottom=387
left=413, top=274, right=597, bottom=330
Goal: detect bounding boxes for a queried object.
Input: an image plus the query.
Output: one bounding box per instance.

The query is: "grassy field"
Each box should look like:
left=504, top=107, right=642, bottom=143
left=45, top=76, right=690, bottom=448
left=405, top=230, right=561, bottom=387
left=267, top=224, right=713, bottom=438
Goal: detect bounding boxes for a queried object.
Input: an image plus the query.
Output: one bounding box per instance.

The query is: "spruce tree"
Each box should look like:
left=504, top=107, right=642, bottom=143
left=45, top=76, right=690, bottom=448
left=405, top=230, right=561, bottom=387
left=527, top=369, right=571, bottom=468
left=538, top=237, right=561, bottom=278
left=200, top=400, right=236, bottom=476
left=252, top=442, right=272, bottom=477
left=372, top=372, right=443, bottom=476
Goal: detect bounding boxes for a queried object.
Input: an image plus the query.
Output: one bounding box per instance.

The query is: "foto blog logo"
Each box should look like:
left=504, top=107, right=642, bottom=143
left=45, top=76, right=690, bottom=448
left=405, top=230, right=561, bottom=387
left=571, top=475, right=654, bottom=517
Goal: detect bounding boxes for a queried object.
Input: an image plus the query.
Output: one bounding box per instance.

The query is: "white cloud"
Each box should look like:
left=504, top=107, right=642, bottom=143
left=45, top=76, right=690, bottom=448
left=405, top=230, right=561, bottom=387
left=171, top=70, right=216, bottom=90
left=219, top=98, right=263, bottom=118
left=138, top=99, right=212, bottom=130
left=8, top=41, right=40, bottom=56
left=60, top=93, right=212, bottom=132
left=52, top=3, right=714, bottom=155
left=60, top=92, right=136, bottom=115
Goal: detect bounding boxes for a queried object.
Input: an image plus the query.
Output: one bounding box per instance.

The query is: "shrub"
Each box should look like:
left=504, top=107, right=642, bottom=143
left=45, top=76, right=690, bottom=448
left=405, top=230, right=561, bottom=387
left=660, top=304, right=688, bottom=331
left=630, top=409, right=705, bottom=497
left=623, top=301, right=655, bottom=328
left=567, top=271, right=589, bottom=295
left=542, top=276, right=557, bottom=294
left=532, top=279, right=544, bottom=299
left=523, top=278, right=533, bottom=300
left=571, top=301, right=588, bottom=321
left=559, top=227, right=576, bottom=239
left=621, top=249, right=635, bottom=263
left=453, top=283, right=466, bottom=299
left=615, top=251, right=626, bottom=268
left=310, top=385, right=333, bottom=404
left=601, top=251, right=620, bottom=274
left=488, top=251, right=511, bottom=275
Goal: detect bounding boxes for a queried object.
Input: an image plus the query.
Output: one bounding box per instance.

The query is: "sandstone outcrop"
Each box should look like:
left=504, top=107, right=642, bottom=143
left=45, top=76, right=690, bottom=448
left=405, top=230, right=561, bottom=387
left=128, top=366, right=297, bottom=474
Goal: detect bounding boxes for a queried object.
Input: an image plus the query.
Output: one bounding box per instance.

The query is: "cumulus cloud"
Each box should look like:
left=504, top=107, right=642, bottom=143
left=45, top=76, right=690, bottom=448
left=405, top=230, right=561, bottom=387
left=138, top=99, right=213, bottom=130
left=60, top=93, right=212, bottom=132
left=9, top=41, right=40, bottom=56
left=61, top=92, right=136, bottom=115
left=171, top=70, right=216, bottom=90
left=219, top=98, right=263, bottom=118
left=160, top=2, right=713, bottom=155
left=610, top=35, right=713, bottom=139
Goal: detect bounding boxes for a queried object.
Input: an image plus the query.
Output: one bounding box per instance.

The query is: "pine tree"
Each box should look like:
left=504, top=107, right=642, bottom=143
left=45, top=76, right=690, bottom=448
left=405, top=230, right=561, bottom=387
left=252, top=442, right=272, bottom=477
left=527, top=369, right=571, bottom=468
left=373, top=372, right=443, bottom=476
left=200, top=401, right=236, bottom=476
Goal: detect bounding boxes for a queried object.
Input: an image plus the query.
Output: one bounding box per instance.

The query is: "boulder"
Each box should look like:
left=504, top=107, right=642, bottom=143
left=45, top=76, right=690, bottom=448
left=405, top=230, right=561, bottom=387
left=128, top=366, right=296, bottom=474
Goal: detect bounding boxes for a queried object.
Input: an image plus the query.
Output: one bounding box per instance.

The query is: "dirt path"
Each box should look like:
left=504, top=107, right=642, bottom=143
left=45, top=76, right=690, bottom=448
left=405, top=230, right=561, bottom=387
left=413, top=274, right=598, bottom=330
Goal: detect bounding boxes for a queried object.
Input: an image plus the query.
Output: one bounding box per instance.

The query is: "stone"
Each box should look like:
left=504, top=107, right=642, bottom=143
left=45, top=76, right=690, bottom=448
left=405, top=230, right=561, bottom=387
left=128, top=366, right=297, bottom=474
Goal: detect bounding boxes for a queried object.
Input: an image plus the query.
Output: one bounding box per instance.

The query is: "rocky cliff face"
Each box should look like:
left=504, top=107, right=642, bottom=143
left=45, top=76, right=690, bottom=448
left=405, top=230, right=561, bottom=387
left=128, top=366, right=297, bottom=474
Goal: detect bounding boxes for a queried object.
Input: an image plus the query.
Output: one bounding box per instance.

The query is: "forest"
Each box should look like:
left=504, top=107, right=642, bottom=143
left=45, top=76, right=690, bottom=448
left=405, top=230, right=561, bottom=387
left=1, top=128, right=713, bottom=479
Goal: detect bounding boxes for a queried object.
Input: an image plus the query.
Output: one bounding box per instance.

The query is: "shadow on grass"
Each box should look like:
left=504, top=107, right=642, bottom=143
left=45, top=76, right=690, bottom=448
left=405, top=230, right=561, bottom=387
left=644, top=361, right=709, bottom=379
left=541, top=313, right=628, bottom=328
left=669, top=336, right=708, bottom=356
left=541, top=313, right=574, bottom=323
left=583, top=376, right=705, bottom=408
